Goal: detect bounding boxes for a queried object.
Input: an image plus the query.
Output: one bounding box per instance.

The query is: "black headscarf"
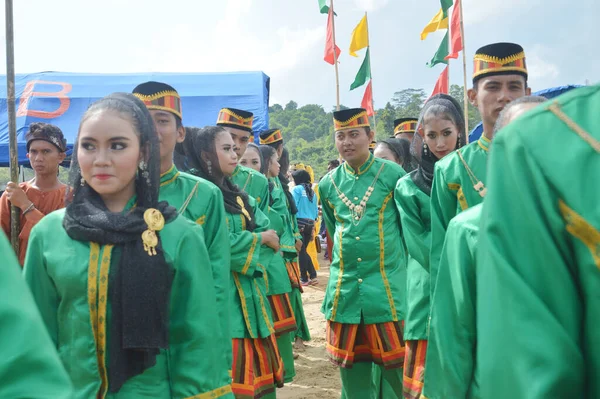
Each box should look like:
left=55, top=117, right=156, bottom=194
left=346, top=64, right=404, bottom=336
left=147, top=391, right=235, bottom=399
left=411, top=94, right=466, bottom=195
left=63, top=93, right=177, bottom=392
left=376, top=138, right=416, bottom=173
left=183, top=126, right=257, bottom=231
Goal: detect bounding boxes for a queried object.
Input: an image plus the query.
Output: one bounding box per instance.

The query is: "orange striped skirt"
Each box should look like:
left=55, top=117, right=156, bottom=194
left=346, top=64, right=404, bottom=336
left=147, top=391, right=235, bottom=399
left=267, top=293, right=297, bottom=336
left=231, top=335, right=284, bottom=398
left=326, top=320, right=405, bottom=369
left=285, top=260, right=303, bottom=292
left=403, top=340, right=428, bottom=399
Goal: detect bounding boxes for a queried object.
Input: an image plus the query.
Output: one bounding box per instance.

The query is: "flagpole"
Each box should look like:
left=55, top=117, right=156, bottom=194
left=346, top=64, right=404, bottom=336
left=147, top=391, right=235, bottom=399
left=5, top=0, right=20, bottom=254
left=458, top=0, right=469, bottom=142
left=364, top=12, right=377, bottom=131
left=330, top=0, right=341, bottom=110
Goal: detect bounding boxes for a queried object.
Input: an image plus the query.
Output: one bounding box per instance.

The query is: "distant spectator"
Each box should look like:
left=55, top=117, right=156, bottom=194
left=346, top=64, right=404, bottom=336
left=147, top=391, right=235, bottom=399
left=0, top=123, right=67, bottom=264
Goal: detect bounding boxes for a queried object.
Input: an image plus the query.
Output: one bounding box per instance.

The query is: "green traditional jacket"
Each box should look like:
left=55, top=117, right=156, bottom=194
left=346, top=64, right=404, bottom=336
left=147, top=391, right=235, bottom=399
left=270, top=177, right=298, bottom=258
left=227, top=195, right=276, bottom=339
left=24, top=208, right=233, bottom=399
left=319, top=154, right=407, bottom=324
left=430, top=135, right=489, bottom=295
left=265, top=204, right=293, bottom=296
left=231, top=164, right=270, bottom=214
left=159, top=165, right=232, bottom=368
left=395, top=173, right=431, bottom=340
left=423, top=204, right=481, bottom=399
left=0, top=234, right=73, bottom=399
left=476, top=85, right=600, bottom=399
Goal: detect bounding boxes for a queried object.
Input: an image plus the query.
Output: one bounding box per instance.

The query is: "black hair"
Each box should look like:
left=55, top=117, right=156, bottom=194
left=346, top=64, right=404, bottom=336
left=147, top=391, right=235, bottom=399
left=292, top=170, right=315, bottom=202
left=183, top=125, right=256, bottom=231
left=375, top=138, right=414, bottom=172
left=258, top=145, right=277, bottom=177
left=277, top=147, right=298, bottom=215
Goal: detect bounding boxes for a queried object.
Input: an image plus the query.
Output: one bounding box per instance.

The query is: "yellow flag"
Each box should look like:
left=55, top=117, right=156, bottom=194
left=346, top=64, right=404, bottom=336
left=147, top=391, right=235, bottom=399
left=420, top=8, right=448, bottom=41
left=349, top=15, right=369, bottom=57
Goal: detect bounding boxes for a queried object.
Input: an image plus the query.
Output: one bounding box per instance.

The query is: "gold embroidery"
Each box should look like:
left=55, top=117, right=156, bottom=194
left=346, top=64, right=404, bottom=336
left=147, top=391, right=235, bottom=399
left=559, top=200, right=600, bottom=269
left=331, top=220, right=344, bottom=321
left=179, top=182, right=200, bottom=215
left=457, top=187, right=469, bottom=211
left=258, top=263, right=269, bottom=292
left=254, top=280, right=275, bottom=334
left=88, top=243, right=113, bottom=399
left=233, top=273, right=254, bottom=338
left=447, top=183, right=460, bottom=191
left=379, top=193, right=398, bottom=321
left=549, top=102, right=600, bottom=153
left=184, top=384, right=233, bottom=398
left=241, top=234, right=258, bottom=275
left=196, top=215, right=206, bottom=225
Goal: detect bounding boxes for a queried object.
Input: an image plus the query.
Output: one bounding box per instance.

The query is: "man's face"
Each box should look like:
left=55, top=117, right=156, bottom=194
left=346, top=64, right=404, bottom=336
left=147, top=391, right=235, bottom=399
left=223, top=126, right=252, bottom=159
left=27, top=140, right=65, bottom=177
left=149, top=110, right=185, bottom=161
left=334, top=127, right=374, bottom=165
left=469, top=74, right=530, bottom=131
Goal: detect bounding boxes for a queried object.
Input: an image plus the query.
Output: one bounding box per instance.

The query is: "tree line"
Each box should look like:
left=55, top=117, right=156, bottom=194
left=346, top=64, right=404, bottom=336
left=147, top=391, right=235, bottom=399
left=269, top=85, right=481, bottom=179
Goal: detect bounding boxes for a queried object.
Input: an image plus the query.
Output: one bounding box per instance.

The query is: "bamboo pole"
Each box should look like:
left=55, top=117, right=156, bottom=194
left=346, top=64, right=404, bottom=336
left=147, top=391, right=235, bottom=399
left=5, top=0, right=20, bottom=254
left=364, top=12, right=377, bottom=131
left=330, top=0, right=341, bottom=110
left=458, top=0, right=470, bottom=142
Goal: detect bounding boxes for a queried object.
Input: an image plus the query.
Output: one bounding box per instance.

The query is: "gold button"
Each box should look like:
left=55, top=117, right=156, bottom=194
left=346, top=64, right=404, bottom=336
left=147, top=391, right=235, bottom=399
left=355, top=176, right=359, bottom=180
left=355, top=236, right=360, bottom=241
left=358, top=278, right=363, bottom=283
left=354, top=197, right=359, bottom=201
left=358, top=258, right=362, bottom=262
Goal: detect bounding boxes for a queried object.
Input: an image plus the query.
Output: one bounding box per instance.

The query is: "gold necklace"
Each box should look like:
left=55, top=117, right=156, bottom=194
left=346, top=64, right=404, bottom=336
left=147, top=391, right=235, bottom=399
left=330, top=164, right=385, bottom=226
left=457, top=150, right=487, bottom=197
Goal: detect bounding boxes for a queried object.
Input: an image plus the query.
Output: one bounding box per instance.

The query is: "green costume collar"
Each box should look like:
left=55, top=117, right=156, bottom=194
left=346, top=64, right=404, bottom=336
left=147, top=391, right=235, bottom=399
left=160, top=165, right=180, bottom=187
left=478, top=135, right=491, bottom=152
left=343, top=153, right=376, bottom=176
left=232, top=164, right=241, bottom=177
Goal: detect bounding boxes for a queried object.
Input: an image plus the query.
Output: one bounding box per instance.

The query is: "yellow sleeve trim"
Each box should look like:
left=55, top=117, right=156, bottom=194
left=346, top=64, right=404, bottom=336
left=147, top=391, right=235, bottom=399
left=378, top=192, right=398, bottom=321
left=185, top=384, right=233, bottom=398
left=241, top=233, right=259, bottom=275
left=457, top=187, right=469, bottom=211
left=559, top=199, right=600, bottom=269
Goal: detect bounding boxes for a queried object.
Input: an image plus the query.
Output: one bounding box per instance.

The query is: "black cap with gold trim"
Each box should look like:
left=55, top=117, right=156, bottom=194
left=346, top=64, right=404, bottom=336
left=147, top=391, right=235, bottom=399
left=369, top=140, right=376, bottom=150
left=473, top=42, right=527, bottom=84
left=259, top=129, right=283, bottom=145
left=393, top=118, right=418, bottom=136
left=132, top=81, right=182, bottom=119
left=333, top=108, right=370, bottom=131
left=216, top=108, right=254, bottom=132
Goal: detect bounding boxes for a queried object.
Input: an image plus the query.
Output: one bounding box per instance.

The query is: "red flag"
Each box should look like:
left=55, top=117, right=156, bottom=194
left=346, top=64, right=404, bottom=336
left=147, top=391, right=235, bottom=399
left=324, top=8, right=341, bottom=65
left=361, top=80, right=374, bottom=116
left=445, top=0, right=463, bottom=60
left=430, top=66, right=449, bottom=99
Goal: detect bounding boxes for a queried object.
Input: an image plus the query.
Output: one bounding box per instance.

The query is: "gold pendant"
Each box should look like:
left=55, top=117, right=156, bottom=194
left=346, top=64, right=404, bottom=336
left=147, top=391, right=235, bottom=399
left=237, top=196, right=252, bottom=221
left=474, top=181, right=487, bottom=197
left=142, top=208, right=165, bottom=257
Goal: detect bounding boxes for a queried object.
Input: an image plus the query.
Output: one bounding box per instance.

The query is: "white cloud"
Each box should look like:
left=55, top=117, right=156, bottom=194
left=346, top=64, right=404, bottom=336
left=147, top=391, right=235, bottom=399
left=526, top=46, right=560, bottom=82
left=463, top=0, right=543, bottom=25
left=353, top=0, right=390, bottom=12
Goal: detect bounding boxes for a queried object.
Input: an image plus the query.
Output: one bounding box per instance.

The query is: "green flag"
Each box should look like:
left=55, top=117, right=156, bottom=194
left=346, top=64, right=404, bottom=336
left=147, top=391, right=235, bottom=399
left=440, top=0, right=453, bottom=17
left=318, top=0, right=330, bottom=14
left=427, top=32, right=449, bottom=67
left=350, top=48, right=371, bottom=90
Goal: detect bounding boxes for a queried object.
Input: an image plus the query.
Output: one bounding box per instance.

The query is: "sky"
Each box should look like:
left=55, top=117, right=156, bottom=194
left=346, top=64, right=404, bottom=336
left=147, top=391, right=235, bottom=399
left=0, top=0, right=598, bottom=109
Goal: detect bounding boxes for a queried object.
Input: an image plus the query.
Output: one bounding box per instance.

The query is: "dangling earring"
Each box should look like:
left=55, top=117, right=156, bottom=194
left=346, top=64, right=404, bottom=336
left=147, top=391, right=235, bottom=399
left=207, top=160, right=213, bottom=176
left=139, top=160, right=151, bottom=185
left=80, top=177, right=85, bottom=186
left=423, top=142, right=428, bottom=156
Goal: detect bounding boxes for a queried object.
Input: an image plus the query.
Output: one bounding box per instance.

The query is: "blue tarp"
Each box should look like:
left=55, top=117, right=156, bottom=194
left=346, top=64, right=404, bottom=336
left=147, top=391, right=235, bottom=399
left=0, top=71, right=270, bottom=166
left=467, top=85, right=582, bottom=142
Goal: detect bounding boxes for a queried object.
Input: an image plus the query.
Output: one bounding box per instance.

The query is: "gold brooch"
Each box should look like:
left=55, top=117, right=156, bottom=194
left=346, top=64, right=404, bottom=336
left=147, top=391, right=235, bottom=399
left=142, top=208, right=165, bottom=256
left=237, top=196, right=252, bottom=221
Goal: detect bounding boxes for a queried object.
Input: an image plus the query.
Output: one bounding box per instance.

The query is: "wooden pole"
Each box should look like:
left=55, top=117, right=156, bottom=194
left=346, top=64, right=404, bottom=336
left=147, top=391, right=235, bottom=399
left=364, top=12, right=377, bottom=131
left=5, top=0, right=20, bottom=254
left=458, top=0, right=470, bottom=142
left=330, top=0, right=340, bottom=110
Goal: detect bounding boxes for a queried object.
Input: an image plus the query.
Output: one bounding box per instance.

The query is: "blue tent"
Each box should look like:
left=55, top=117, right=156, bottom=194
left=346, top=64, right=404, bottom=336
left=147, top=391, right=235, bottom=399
left=0, top=71, right=270, bottom=166
left=467, top=85, right=582, bottom=142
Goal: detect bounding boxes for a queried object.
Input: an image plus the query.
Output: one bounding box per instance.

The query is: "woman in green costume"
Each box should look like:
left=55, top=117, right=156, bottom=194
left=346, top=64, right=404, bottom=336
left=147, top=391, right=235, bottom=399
left=0, top=234, right=73, bottom=398
left=24, top=93, right=232, bottom=398
left=394, top=94, right=465, bottom=399
left=259, top=134, right=311, bottom=351
left=184, top=126, right=284, bottom=399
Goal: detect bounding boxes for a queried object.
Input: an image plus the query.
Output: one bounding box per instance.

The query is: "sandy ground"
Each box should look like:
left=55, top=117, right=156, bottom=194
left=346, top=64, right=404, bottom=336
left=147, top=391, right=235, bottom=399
left=277, top=253, right=342, bottom=399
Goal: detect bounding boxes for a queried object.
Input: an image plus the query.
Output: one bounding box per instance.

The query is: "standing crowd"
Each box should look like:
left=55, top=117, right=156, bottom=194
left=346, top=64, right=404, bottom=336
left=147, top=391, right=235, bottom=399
left=0, top=41, right=598, bottom=399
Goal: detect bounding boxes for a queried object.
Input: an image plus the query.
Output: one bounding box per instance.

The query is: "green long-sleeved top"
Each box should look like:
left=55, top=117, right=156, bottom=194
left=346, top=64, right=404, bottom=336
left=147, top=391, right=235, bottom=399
left=394, top=173, right=431, bottom=340
left=430, top=136, right=489, bottom=296
left=264, top=203, right=293, bottom=296
left=231, top=164, right=270, bottom=214
left=24, top=209, right=233, bottom=399
left=227, top=195, right=276, bottom=339
left=423, top=204, right=481, bottom=399
left=476, top=85, right=600, bottom=399
left=0, top=234, right=73, bottom=398
left=319, top=154, right=407, bottom=324
left=270, top=177, right=298, bottom=258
